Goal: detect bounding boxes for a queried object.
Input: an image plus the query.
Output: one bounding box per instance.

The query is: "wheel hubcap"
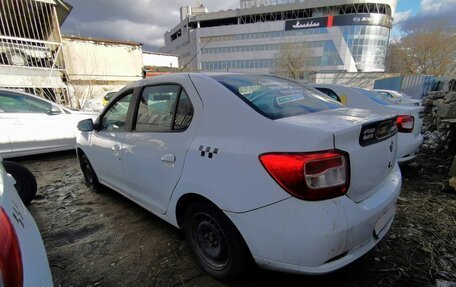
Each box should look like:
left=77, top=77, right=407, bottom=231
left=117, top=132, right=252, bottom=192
left=193, top=213, right=228, bottom=270
left=11, top=54, right=25, bottom=66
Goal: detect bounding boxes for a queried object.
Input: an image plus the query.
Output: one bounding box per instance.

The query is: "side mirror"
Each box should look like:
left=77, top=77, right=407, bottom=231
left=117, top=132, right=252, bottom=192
left=77, top=118, right=94, bottom=132
left=48, top=105, right=62, bottom=115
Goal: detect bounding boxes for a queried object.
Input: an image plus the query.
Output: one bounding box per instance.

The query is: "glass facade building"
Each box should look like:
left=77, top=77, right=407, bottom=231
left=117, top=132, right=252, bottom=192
left=161, top=0, right=396, bottom=75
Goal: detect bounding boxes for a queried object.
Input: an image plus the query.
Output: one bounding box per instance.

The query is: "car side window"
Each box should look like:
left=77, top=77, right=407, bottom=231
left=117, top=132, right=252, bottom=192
left=101, top=92, right=133, bottom=132
left=174, top=89, right=194, bottom=131
left=315, top=88, right=341, bottom=102
left=0, top=93, right=51, bottom=113
left=135, top=85, right=193, bottom=132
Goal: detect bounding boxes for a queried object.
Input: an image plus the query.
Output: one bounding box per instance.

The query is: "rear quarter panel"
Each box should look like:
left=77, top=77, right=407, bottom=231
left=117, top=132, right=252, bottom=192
left=166, top=74, right=335, bottom=222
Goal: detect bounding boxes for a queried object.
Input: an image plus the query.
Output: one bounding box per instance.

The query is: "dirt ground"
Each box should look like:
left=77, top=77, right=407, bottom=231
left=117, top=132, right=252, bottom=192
left=15, top=151, right=456, bottom=287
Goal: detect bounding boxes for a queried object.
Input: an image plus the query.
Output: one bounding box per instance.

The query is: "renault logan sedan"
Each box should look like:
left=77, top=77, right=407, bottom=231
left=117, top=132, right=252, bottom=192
left=0, top=159, right=53, bottom=287
left=308, top=84, right=424, bottom=163
left=373, top=89, right=422, bottom=107
left=0, top=89, right=98, bottom=158
left=76, top=73, right=401, bottom=281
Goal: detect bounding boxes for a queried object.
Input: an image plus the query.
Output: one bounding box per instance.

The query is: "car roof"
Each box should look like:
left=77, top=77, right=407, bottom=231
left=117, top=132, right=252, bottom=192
left=118, top=72, right=288, bottom=94
left=0, top=88, right=55, bottom=104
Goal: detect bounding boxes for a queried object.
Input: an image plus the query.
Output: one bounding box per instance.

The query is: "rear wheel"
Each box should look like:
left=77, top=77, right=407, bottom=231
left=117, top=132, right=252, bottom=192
left=3, top=161, right=37, bottom=206
left=184, top=201, right=249, bottom=281
left=80, top=154, right=101, bottom=192
left=7, top=50, right=27, bottom=66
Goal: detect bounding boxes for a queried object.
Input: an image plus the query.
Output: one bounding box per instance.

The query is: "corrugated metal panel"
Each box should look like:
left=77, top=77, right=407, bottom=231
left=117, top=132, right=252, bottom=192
left=374, top=75, right=435, bottom=99
left=373, top=76, right=402, bottom=91
left=401, top=75, right=435, bottom=99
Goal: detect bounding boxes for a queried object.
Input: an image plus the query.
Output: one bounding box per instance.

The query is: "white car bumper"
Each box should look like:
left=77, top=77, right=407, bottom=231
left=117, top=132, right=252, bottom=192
left=225, top=164, right=401, bottom=275
left=397, top=133, right=423, bottom=163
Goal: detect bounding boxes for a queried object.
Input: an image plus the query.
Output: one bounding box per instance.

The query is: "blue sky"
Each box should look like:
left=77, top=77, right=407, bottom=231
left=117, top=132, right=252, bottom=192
left=392, top=0, right=456, bottom=39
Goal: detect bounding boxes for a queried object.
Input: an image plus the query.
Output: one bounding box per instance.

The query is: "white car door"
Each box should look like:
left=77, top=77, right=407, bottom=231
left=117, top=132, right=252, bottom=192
left=0, top=116, right=12, bottom=155
left=122, top=83, right=199, bottom=214
left=88, top=90, right=134, bottom=191
left=0, top=92, right=74, bottom=155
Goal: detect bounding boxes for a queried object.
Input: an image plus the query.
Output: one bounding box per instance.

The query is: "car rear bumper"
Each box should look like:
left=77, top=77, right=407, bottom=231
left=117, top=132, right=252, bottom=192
left=225, top=164, right=401, bottom=275
left=397, top=133, right=423, bottom=163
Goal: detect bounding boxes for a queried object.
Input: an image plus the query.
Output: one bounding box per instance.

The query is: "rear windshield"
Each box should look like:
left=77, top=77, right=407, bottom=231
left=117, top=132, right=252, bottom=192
left=354, top=88, right=392, bottom=106
left=212, top=75, right=344, bottom=120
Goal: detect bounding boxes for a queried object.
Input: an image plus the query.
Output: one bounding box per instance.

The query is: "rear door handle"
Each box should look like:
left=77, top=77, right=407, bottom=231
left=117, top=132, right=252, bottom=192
left=161, top=154, right=176, bottom=163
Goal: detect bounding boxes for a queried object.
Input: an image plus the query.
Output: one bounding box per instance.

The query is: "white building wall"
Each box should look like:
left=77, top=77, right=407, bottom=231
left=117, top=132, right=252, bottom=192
left=143, top=53, right=179, bottom=68
left=62, top=36, right=143, bottom=106
left=62, top=37, right=143, bottom=82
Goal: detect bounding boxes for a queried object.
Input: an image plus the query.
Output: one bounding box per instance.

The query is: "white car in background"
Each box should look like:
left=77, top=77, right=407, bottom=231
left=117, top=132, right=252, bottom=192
left=373, top=89, right=422, bottom=106
left=0, top=159, right=53, bottom=287
left=0, top=89, right=99, bottom=159
left=308, top=84, right=424, bottom=163
left=76, top=73, right=401, bottom=281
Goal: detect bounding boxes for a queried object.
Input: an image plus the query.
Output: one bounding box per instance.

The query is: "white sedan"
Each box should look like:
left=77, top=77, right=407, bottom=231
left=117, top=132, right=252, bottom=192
left=0, top=89, right=98, bottom=158
left=76, top=73, right=401, bottom=281
left=308, top=84, right=424, bottom=163
left=373, top=89, right=422, bottom=106
left=0, top=159, right=53, bottom=287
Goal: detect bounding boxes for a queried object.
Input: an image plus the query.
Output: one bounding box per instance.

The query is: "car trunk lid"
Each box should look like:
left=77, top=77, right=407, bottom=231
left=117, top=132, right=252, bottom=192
left=277, top=108, right=398, bottom=202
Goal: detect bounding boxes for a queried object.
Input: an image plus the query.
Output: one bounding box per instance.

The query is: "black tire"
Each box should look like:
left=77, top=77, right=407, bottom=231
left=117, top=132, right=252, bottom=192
left=184, top=201, right=249, bottom=282
left=80, top=154, right=101, bottom=192
left=3, top=161, right=37, bottom=206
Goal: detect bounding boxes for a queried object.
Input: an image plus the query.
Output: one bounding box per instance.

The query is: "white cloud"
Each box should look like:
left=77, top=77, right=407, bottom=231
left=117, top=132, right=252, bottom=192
left=394, top=10, right=412, bottom=24
left=420, top=0, right=456, bottom=12
left=62, top=0, right=239, bottom=50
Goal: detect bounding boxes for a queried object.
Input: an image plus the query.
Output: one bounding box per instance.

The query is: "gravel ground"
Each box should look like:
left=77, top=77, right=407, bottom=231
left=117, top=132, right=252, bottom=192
left=15, top=151, right=456, bottom=287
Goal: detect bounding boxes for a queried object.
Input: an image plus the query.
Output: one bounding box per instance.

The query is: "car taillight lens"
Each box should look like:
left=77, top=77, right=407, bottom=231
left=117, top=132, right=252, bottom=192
left=396, top=115, right=414, bottom=133
left=0, top=207, right=23, bottom=287
left=259, top=150, right=350, bottom=201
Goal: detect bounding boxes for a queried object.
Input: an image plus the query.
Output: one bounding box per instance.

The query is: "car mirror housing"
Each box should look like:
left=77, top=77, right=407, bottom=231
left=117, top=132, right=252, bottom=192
left=77, top=119, right=94, bottom=132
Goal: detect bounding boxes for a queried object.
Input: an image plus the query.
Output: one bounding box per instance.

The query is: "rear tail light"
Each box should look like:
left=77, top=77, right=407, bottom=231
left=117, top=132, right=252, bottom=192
left=259, top=150, right=350, bottom=201
left=396, top=115, right=414, bottom=133
left=0, top=207, right=23, bottom=287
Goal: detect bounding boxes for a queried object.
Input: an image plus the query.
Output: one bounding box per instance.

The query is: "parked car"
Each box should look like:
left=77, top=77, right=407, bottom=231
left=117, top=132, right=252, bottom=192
left=373, top=89, right=422, bottom=106
left=76, top=73, right=401, bottom=281
left=0, top=159, right=53, bottom=287
left=102, top=91, right=118, bottom=106
left=0, top=88, right=99, bottom=158
left=308, top=84, right=424, bottom=163
left=0, top=41, right=51, bottom=67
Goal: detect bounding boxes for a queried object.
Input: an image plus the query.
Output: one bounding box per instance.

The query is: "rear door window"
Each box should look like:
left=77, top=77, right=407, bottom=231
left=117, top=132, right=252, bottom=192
left=212, top=75, right=343, bottom=120
left=134, top=85, right=193, bottom=132
left=314, top=87, right=341, bottom=102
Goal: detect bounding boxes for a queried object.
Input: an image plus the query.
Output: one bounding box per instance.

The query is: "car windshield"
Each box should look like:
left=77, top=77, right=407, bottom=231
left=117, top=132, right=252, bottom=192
left=212, top=75, right=344, bottom=120
left=354, top=88, right=392, bottom=106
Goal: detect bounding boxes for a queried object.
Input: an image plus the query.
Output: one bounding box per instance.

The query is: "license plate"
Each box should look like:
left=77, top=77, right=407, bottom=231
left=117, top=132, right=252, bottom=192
left=374, top=205, right=396, bottom=237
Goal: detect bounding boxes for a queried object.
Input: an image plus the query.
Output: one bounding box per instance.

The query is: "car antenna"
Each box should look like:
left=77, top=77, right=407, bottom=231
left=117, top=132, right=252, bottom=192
left=180, top=38, right=212, bottom=72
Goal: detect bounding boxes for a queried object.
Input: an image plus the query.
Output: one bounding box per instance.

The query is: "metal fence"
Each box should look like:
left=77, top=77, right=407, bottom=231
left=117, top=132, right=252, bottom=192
left=0, top=0, right=64, bottom=69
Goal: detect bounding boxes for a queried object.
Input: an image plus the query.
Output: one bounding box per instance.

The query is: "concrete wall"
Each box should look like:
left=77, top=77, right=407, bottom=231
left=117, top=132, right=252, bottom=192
left=309, top=72, right=399, bottom=89
left=63, top=37, right=143, bottom=82
left=62, top=36, right=143, bottom=105
left=143, top=52, right=179, bottom=68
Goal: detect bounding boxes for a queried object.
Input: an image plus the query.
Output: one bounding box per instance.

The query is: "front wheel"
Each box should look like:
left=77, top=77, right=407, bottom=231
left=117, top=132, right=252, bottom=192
left=80, top=154, right=101, bottom=192
left=3, top=161, right=37, bottom=206
left=184, top=201, right=250, bottom=281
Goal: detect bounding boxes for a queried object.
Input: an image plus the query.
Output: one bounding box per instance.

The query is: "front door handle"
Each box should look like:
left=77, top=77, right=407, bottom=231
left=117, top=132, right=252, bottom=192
left=112, top=144, right=121, bottom=158
left=161, top=154, right=176, bottom=163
